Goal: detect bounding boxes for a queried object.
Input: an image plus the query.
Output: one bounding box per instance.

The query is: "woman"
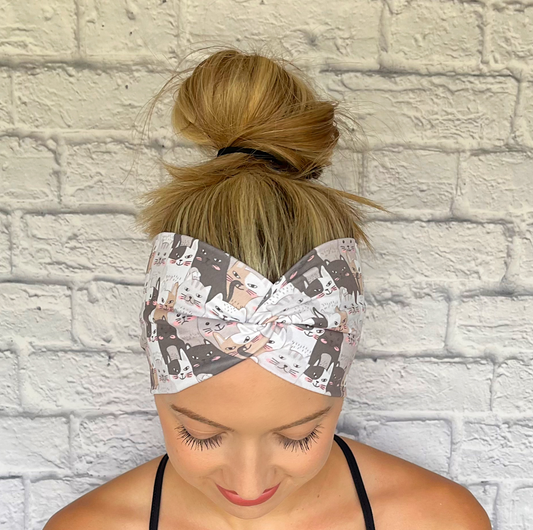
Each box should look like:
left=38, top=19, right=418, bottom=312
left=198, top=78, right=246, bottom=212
left=45, top=48, right=491, bottom=530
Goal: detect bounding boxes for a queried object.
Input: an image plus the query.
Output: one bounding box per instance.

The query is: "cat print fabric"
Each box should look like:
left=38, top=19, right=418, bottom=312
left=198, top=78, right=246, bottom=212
left=139, top=232, right=367, bottom=398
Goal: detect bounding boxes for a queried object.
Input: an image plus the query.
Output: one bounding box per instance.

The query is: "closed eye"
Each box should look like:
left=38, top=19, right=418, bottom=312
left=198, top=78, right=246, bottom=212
left=174, top=424, right=324, bottom=453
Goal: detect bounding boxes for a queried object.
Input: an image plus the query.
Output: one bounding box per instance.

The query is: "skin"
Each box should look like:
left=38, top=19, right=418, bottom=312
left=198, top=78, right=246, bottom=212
left=153, top=358, right=343, bottom=529
left=44, top=358, right=493, bottom=529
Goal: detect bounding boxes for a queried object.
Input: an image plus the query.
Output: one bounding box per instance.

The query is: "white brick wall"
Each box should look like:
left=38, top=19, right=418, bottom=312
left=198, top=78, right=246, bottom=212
left=0, top=0, right=531, bottom=528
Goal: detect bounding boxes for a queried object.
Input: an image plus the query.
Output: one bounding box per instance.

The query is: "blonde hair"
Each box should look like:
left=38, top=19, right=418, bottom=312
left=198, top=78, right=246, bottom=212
left=134, top=46, right=390, bottom=284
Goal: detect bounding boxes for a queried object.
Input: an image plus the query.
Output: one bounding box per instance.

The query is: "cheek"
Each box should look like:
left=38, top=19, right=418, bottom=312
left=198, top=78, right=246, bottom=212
left=167, top=443, right=215, bottom=482
left=293, top=438, right=332, bottom=477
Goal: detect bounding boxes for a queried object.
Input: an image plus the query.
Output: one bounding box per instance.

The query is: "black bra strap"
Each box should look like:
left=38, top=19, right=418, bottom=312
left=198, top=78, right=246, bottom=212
left=333, top=434, right=376, bottom=530
left=149, top=453, right=169, bottom=530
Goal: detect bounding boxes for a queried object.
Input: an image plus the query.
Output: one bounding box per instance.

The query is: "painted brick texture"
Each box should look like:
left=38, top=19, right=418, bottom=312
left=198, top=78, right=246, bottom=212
left=1, top=0, right=532, bottom=528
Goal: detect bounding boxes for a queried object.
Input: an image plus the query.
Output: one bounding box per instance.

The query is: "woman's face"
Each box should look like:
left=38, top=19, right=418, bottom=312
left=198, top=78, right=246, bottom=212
left=155, top=358, right=344, bottom=525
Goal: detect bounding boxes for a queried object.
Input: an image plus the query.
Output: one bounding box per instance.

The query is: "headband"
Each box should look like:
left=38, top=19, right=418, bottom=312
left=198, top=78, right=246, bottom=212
left=139, top=233, right=366, bottom=397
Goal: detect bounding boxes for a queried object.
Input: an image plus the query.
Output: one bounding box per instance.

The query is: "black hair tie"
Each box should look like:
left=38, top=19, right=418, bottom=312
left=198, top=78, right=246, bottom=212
left=216, top=146, right=321, bottom=179
left=217, top=146, right=290, bottom=169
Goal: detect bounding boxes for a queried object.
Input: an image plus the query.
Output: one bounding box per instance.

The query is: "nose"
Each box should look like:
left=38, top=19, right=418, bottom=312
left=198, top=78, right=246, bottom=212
left=220, top=444, right=275, bottom=498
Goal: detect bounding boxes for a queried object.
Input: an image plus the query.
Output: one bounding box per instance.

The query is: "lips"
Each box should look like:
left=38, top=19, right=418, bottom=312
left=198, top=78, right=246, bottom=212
left=216, top=482, right=280, bottom=506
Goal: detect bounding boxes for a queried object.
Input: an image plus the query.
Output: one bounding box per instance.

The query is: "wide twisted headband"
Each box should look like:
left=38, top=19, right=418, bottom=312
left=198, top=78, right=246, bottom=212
left=139, top=233, right=366, bottom=397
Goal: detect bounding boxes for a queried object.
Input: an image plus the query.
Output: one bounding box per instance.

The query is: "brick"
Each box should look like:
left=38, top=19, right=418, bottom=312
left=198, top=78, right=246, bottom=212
left=0, top=284, right=71, bottom=344
left=82, top=0, right=178, bottom=57
left=460, top=151, right=533, bottom=212
left=346, top=358, right=492, bottom=412
left=389, top=0, right=482, bottom=64
left=14, top=68, right=170, bottom=130
left=0, top=350, right=20, bottom=412
left=0, top=1, right=76, bottom=55
left=74, top=280, right=145, bottom=349
left=0, top=417, right=69, bottom=474
left=0, top=478, right=24, bottom=530
left=18, top=213, right=147, bottom=276
left=342, top=419, right=452, bottom=476
left=511, top=487, right=533, bottom=528
left=0, top=69, right=12, bottom=124
left=0, top=137, right=58, bottom=206
left=322, top=72, right=515, bottom=148
left=366, top=149, right=457, bottom=212
left=29, top=477, right=103, bottom=530
left=492, top=5, right=533, bottom=64
left=186, top=0, right=381, bottom=63
left=455, top=297, right=533, bottom=352
left=72, top=414, right=164, bottom=477
left=23, top=351, right=153, bottom=412
left=493, top=359, right=533, bottom=413
left=458, top=420, right=533, bottom=479
left=63, top=142, right=163, bottom=205
left=360, top=296, right=448, bottom=351
left=361, top=221, right=507, bottom=282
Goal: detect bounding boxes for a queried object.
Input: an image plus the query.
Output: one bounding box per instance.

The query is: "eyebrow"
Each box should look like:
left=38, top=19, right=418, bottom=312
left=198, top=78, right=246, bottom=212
left=170, top=404, right=333, bottom=432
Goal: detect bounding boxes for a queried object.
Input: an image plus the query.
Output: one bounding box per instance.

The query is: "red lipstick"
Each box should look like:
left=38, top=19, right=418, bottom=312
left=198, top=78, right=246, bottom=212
left=216, top=482, right=280, bottom=506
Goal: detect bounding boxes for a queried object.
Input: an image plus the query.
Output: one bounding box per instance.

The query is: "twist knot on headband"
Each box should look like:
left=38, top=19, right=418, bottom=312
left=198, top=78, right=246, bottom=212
left=139, top=233, right=366, bottom=397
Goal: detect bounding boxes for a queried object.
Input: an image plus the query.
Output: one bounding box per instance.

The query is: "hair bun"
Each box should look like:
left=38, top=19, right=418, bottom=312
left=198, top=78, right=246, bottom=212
left=134, top=47, right=388, bottom=283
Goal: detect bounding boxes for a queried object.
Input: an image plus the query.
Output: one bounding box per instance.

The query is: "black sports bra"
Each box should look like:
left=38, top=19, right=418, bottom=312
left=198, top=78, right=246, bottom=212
left=149, top=433, right=376, bottom=529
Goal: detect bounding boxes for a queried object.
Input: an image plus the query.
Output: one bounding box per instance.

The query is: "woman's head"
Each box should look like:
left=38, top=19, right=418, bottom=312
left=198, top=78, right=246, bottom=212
left=135, top=45, right=388, bottom=520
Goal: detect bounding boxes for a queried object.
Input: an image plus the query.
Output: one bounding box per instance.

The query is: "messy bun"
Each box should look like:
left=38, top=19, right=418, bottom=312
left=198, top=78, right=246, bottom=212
left=134, top=46, right=389, bottom=283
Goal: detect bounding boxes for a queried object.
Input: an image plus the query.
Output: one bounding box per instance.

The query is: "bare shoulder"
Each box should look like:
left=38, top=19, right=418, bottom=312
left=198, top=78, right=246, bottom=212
left=338, top=436, right=492, bottom=530
left=43, top=455, right=165, bottom=530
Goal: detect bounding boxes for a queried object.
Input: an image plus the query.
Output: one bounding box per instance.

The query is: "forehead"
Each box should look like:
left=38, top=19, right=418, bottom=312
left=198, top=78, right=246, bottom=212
left=158, top=358, right=337, bottom=427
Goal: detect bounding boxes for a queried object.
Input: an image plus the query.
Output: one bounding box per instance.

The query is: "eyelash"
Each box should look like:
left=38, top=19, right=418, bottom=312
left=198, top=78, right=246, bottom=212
left=174, top=424, right=324, bottom=453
